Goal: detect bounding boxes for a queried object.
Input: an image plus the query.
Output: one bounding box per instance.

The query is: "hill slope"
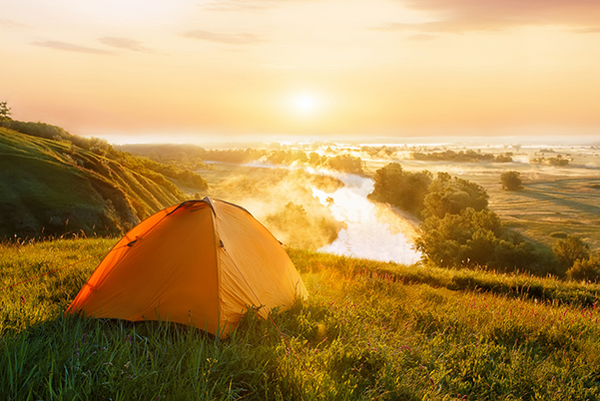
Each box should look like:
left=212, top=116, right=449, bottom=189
left=0, top=125, right=198, bottom=238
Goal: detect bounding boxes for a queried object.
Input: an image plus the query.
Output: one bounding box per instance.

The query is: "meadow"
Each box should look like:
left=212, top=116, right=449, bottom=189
left=2, top=238, right=600, bottom=400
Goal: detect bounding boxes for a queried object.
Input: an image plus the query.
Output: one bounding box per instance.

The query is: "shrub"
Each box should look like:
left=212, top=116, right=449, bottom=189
left=500, top=171, right=523, bottom=191
left=265, top=202, right=345, bottom=250
left=368, top=163, right=432, bottom=217
left=327, top=154, right=364, bottom=174
left=550, top=232, right=568, bottom=239
left=0, top=101, right=11, bottom=120
left=422, top=172, right=489, bottom=219
left=567, top=253, right=600, bottom=282
left=553, top=235, right=590, bottom=269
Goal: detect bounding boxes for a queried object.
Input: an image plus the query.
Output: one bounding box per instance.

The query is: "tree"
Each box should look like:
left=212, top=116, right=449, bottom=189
left=422, top=172, right=489, bottom=219
left=415, top=206, right=561, bottom=274
left=553, top=235, right=590, bottom=269
left=567, top=252, right=600, bottom=282
left=327, top=154, right=364, bottom=174
left=0, top=101, right=11, bottom=120
left=367, top=162, right=432, bottom=217
left=500, top=171, right=523, bottom=191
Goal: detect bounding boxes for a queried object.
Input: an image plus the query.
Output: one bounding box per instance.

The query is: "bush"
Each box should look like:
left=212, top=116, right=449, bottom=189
left=422, top=172, right=489, bottom=219
left=567, top=253, right=600, bottom=282
left=265, top=202, right=345, bottom=250
left=500, top=171, right=523, bottom=191
left=327, top=154, right=364, bottom=174
left=415, top=208, right=548, bottom=272
left=0, top=101, right=11, bottom=120
left=370, top=163, right=560, bottom=276
left=550, top=232, right=568, bottom=239
left=368, top=163, right=432, bottom=217
left=553, top=235, right=590, bottom=269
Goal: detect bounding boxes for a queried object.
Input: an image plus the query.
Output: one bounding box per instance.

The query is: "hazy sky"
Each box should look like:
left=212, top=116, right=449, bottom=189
left=2, top=0, right=600, bottom=142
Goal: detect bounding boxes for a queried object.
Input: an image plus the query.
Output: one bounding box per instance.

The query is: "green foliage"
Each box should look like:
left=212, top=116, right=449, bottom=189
left=567, top=252, right=600, bottom=282
left=554, top=237, right=600, bottom=282
left=500, top=171, right=523, bottom=191
left=122, top=144, right=367, bottom=175
left=367, top=163, right=432, bottom=217
left=415, top=208, right=561, bottom=275
left=326, top=154, right=364, bottom=174
left=550, top=232, right=568, bottom=239
left=531, top=155, right=571, bottom=166
left=412, top=149, right=513, bottom=163
left=265, top=202, right=345, bottom=250
left=368, top=166, right=488, bottom=220
left=370, top=164, right=558, bottom=276
left=0, top=101, right=11, bottom=120
left=3, top=240, right=600, bottom=399
left=553, top=235, right=590, bottom=269
left=360, top=145, right=399, bottom=159
left=423, top=172, right=489, bottom=219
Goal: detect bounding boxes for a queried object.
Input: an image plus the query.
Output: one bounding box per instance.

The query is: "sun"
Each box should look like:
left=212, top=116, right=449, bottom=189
left=292, top=94, right=320, bottom=115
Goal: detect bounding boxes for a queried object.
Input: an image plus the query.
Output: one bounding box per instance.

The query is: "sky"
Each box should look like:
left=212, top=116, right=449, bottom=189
left=2, top=0, right=600, bottom=143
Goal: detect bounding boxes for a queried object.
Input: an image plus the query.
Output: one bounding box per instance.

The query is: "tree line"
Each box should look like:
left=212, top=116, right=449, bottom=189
left=123, top=144, right=366, bottom=175
left=411, top=149, right=513, bottom=163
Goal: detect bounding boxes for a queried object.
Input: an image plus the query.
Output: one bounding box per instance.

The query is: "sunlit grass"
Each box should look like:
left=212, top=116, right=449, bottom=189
left=2, top=239, right=600, bottom=399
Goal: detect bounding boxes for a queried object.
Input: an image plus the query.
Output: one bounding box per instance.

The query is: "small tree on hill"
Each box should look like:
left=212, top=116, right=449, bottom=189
left=567, top=252, right=600, bottom=282
left=500, top=171, right=523, bottom=191
left=553, top=235, right=590, bottom=269
left=0, top=101, right=11, bottom=120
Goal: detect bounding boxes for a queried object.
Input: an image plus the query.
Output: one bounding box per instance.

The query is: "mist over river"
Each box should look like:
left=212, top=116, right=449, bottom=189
left=205, top=160, right=422, bottom=265
left=310, top=173, right=421, bottom=265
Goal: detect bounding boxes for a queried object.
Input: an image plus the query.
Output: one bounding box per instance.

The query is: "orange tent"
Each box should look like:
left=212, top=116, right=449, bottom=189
left=66, top=197, right=308, bottom=337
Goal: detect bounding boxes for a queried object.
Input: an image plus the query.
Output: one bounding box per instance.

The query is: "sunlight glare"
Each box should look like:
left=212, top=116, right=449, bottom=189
left=293, top=94, right=318, bottom=114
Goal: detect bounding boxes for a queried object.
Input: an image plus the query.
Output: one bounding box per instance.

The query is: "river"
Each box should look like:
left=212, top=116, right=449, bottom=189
left=310, top=172, right=421, bottom=265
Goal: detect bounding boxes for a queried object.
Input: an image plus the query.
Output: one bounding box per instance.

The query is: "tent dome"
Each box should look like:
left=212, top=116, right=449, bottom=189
left=66, top=197, right=308, bottom=337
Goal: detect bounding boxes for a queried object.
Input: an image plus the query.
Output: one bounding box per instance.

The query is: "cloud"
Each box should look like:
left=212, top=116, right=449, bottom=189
left=0, top=19, right=29, bottom=29
left=572, top=27, right=600, bottom=33
left=406, top=34, right=437, bottom=41
left=373, top=20, right=494, bottom=33
left=32, top=40, right=113, bottom=55
left=98, top=37, right=155, bottom=53
left=381, top=0, right=600, bottom=32
left=181, top=30, right=267, bottom=45
left=202, top=0, right=273, bottom=11
left=201, top=0, right=308, bottom=12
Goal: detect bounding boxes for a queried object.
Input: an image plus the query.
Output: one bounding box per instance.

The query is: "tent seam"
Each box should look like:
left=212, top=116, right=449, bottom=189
left=208, top=201, right=225, bottom=337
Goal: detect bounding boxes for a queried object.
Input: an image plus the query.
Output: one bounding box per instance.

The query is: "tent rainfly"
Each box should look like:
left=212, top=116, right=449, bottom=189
left=66, top=197, right=308, bottom=337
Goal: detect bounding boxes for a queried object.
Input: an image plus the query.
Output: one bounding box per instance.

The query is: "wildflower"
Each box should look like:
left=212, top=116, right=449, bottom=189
left=20, top=296, right=25, bottom=304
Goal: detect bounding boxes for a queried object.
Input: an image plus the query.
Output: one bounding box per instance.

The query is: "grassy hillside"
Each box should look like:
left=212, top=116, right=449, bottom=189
left=0, top=124, right=207, bottom=239
left=2, top=238, right=600, bottom=400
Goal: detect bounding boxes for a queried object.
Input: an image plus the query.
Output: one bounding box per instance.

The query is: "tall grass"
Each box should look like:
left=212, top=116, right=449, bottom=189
left=2, top=239, right=600, bottom=399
